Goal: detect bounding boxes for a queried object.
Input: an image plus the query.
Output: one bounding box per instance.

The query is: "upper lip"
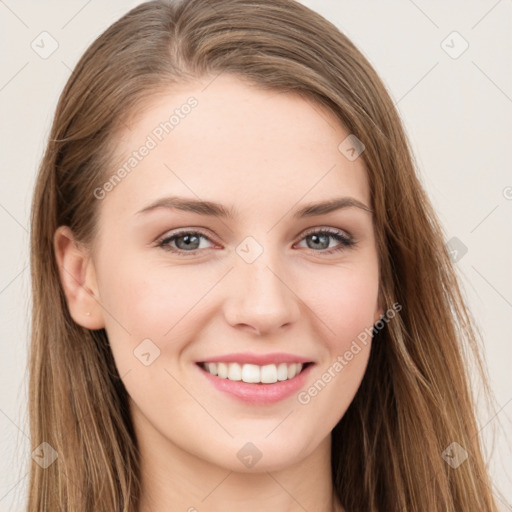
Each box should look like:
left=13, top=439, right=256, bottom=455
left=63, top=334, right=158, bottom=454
left=197, top=352, right=314, bottom=366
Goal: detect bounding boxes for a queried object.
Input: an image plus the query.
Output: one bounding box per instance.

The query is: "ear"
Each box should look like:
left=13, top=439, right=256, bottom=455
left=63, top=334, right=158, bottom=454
left=373, top=307, right=385, bottom=325
left=53, top=226, right=105, bottom=330
left=373, top=287, right=385, bottom=325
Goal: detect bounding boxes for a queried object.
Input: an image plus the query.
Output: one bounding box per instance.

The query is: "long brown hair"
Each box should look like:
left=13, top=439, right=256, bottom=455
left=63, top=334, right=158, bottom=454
left=28, top=0, right=501, bottom=510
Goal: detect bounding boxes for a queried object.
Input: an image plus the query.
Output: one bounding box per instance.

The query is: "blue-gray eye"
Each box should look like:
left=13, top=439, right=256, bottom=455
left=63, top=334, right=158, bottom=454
left=157, top=228, right=355, bottom=256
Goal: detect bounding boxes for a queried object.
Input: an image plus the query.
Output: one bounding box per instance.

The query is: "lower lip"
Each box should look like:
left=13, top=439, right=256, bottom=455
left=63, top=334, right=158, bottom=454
left=196, top=363, right=314, bottom=405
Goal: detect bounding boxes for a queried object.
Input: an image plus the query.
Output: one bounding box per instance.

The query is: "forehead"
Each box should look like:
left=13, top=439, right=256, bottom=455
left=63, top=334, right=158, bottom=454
left=102, top=74, right=371, bottom=220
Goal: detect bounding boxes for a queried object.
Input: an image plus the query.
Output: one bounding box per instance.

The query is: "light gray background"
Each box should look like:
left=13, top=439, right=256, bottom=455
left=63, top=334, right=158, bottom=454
left=1, top=1, right=511, bottom=510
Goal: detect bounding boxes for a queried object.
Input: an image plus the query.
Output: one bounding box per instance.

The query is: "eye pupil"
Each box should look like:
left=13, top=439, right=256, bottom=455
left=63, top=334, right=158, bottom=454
left=176, top=234, right=200, bottom=250
left=308, top=233, right=329, bottom=250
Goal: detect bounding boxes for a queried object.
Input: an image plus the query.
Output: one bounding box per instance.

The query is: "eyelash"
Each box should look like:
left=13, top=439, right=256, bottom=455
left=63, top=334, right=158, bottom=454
left=156, top=227, right=356, bottom=256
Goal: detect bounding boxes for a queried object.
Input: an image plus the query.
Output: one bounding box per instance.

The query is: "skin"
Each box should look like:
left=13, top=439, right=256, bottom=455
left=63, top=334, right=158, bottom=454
left=55, top=74, right=383, bottom=512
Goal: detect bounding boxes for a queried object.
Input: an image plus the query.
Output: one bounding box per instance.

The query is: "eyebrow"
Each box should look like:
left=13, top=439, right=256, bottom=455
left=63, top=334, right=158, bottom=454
left=135, top=195, right=373, bottom=218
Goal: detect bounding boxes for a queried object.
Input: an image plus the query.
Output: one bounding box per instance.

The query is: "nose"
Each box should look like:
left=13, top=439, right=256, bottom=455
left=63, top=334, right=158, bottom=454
left=223, top=254, right=301, bottom=337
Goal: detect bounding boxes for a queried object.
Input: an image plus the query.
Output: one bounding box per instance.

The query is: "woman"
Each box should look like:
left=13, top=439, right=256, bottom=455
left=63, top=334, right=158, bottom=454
left=28, top=0, right=502, bottom=510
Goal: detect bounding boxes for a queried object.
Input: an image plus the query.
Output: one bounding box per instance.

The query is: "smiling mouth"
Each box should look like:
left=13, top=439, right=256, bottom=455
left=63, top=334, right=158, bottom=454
left=197, top=361, right=313, bottom=384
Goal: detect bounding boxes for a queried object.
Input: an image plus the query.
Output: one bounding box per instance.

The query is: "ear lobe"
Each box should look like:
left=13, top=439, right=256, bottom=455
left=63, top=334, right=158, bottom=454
left=53, top=226, right=105, bottom=330
left=374, top=309, right=384, bottom=325
left=374, top=287, right=385, bottom=325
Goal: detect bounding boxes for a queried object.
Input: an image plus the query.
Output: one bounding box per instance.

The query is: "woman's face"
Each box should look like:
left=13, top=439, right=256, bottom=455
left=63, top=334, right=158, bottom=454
left=67, top=74, right=383, bottom=472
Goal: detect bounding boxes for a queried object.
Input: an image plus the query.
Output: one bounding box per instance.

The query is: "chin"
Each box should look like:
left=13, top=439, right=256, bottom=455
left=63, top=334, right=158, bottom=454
left=213, top=436, right=313, bottom=474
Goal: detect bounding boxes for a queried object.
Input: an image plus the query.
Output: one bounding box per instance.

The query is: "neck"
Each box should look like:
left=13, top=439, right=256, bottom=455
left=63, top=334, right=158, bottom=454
left=133, top=407, right=343, bottom=512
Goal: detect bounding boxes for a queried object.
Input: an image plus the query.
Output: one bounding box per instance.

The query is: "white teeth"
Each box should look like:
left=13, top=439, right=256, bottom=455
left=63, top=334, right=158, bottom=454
left=202, top=362, right=304, bottom=383
left=242, top=364, right=260, bottom=383
left=227, top=362, right=242, bottom=381
left=277, top=362, right=288, bottom=381
left=206, top=362, right=218, bottom=375
left=217, top=362, right=228, bottom=379
left=261, top=364, right=277, bottom=384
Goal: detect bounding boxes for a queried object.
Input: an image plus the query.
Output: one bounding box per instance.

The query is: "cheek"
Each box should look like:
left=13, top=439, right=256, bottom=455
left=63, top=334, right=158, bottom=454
left=97, top=245, right=205, bottom=325
left=297, top=262, right=378, bottom=403
left=95, top=250, right=217, bottom=367
left=303, top=260, right=379, bottom=347
left=295, top=267, right=377, bottom=424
